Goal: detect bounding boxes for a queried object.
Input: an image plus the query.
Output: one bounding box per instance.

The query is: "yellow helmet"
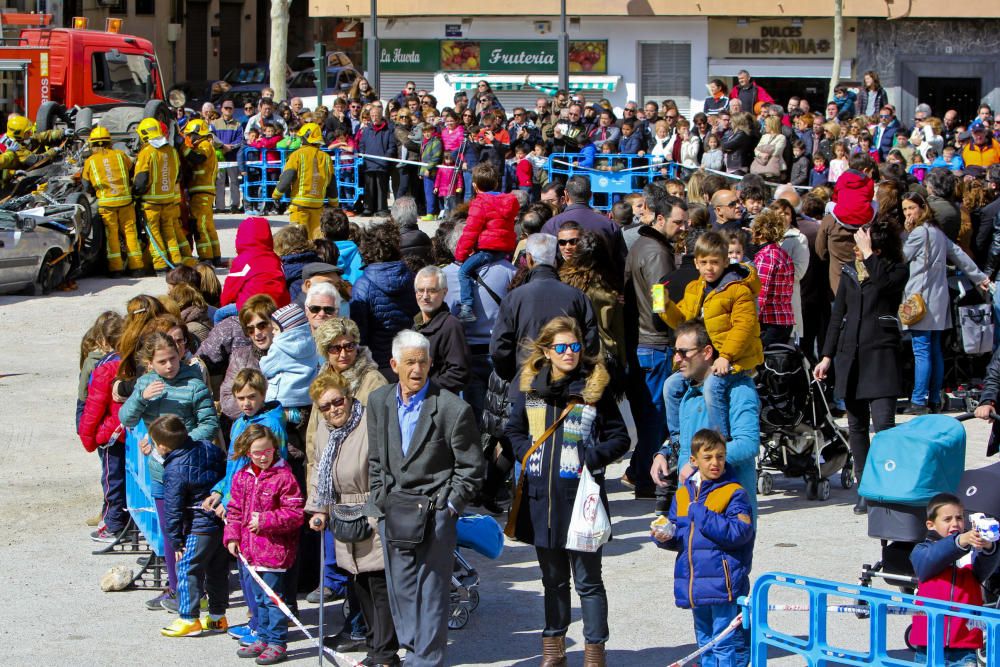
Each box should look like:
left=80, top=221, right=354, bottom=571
left=7, top=115, right=32, bottom=141
left=298, top=122, right=323, bottom=145
left=89, top=126, right=112, bottom=145
left=185, top=118, right=212, bottom=138
left=136, top=117, right=164, bottom=143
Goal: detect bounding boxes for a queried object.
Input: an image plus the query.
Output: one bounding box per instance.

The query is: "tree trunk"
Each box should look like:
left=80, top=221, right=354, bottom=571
left=828, top=0, right=843, bottom=105
left=270, top=0, right=291, bottom=102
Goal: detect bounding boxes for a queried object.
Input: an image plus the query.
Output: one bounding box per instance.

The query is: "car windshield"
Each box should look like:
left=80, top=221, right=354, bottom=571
left=91, top=51, right=155, bottom=104
left=224, top=65, right=268, bottom=85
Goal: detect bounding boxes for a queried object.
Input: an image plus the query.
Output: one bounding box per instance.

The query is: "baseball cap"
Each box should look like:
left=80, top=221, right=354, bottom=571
left=302, top=262, right=343, bottom=281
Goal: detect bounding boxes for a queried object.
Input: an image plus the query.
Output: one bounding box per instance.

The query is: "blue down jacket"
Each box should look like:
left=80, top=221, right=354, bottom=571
left=349, top=260, right=418, bottom=368
left=656, top=464, right=755, bottom=609
left=162, top=437, right=226, bottom=550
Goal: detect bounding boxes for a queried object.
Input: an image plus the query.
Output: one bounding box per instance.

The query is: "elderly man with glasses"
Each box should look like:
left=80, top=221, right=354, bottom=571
left=551, top=103, right=586, bottom=155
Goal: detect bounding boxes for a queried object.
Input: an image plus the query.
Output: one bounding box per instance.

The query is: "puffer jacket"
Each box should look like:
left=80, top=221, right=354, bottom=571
left=482, top=370, right=512, bottom=440
left=504, top=362, right=630, bottom=549
left=197, top=315, right=248, bottom=373
left=223, top=458, right=304, bottom=569
left=349, top=260, right=418, bottom=368
left=119, top=363, right=220, bottom=484
left=259, top=324, right=321, bottom=409
left=454, top=192, right=519, bottom=262
left=721, top=130, right=754, bottom=174
left=181, top=305, right=212, bottom=349
left=213, top=402, right=288, bottom=506
left=282, top=249, right=322, bottom=302
left=162, top=437, right=226, bottom=550
left=78, top=354, right=123, bottom=453
left=220, top=217, right=291, bottom=310
left=656, top=464, right=755, bottom=609
left=658, top=262, right=763, bottom=372
left=77, top=348, right=106, bottom=427
left=831, top=169, right=875, bottom=229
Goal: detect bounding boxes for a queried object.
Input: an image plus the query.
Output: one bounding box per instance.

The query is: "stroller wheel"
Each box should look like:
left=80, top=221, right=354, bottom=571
left=977, top=647, right=986, bottom=666
left=841, top=466, right=855, bottom=490
left=904, top=623, right=915, bottom=651
left=467, top=587, right=480, bottom=611
left=448, top=604, right=470, bottom=630
left=816, top=479, right=831, bottom=501
left=805, top=479, right=818, bottom=500
left=342, top=597, right=351, bottom=619
left=757, top=472, right=775, bottom=496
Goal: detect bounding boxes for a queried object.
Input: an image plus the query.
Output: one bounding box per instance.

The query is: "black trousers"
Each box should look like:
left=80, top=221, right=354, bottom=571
left=535, top=546, right=609, bottom=644
left=844, top=395, right=896, bottom=478
left=760, top=323, right=793, bottom=348
left=354, top=570, right=399, bottom=663
left=364, top=171, right=390, bottom=213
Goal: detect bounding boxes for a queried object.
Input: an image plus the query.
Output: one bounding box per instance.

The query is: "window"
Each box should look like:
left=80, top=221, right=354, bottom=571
left=91, top=51, right=155, bottom=104
left=105, top=0, right=127, bottom=16
left=135, top=0, right=155, bottom=15
left=639, top=42, right=692, bottom=118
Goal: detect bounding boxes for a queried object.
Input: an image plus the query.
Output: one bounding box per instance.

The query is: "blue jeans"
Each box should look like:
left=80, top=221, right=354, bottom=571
left=627, top=346, right=671, bottom=489
left=462, top=170, right=473, bottom=201
left=914, top=648, right=978, bottom=666
left=664, top=370, right=746, bottom=443
left=910, top=330, right=944, bottom=406
left=252, top=570, right=288, bottom=647
left=535, top=546, right=609, bottom=644
left=458, top=251, right=505, bottom=309
left=238, top=560, right=259, bottom=631
left=422, top=176, right=438, bottom=216
left=692, top=603, right=748, bottom=667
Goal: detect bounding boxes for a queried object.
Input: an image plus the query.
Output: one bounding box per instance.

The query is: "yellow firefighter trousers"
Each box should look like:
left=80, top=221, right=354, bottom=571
left=190, top=193, right=220, bottom=260
left=100, top=205, right=143, bottom=272
left=289, top=204, right=323, bottom=240
left=142, top=202, right=184, bottom=270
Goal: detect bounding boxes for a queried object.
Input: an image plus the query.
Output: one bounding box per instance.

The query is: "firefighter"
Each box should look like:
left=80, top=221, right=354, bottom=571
left=272, top=122, right=334, bottom=239
left=0, top=115, right=68, bottom=173
left=80, top=126, right=143, bottom=276
left=132, top=118, right=190, bottom=271
left=183, top=118, right=222, bottom=264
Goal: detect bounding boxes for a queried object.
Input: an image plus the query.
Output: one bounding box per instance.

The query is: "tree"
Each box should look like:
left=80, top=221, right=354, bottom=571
left=269, top=0, right=291, bottom=102
left=828, top=0, right=843, bottom=105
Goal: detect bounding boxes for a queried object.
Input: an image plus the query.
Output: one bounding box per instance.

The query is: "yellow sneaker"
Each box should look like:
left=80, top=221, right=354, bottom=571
left=161, top=618, right=203, bottom=637
left=202, top=615, right=229, bottom=634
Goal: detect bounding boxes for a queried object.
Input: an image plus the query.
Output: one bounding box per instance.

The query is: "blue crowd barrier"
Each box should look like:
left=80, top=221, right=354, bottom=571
left=545, top=152, right=681, bottom=211
left=239, top=147, right=363, bottom=212
left=124, top=421, right=164, bottom=557
left=741, top=572, right=1000, bottom=665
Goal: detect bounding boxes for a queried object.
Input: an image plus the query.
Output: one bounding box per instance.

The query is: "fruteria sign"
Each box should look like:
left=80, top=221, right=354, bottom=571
left=440, top=39, right=607, bottom=74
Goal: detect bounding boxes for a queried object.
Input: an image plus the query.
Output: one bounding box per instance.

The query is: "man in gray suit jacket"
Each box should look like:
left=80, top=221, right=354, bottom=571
left=367, top=330, right=485, bottom=667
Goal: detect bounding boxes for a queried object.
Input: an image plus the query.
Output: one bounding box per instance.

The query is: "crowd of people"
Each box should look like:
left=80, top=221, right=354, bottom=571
left=70, top=68, right=1000, bottom=667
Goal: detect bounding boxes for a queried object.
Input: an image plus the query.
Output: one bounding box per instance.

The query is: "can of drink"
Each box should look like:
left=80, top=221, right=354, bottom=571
left=652, top=283, right=666, bottom=313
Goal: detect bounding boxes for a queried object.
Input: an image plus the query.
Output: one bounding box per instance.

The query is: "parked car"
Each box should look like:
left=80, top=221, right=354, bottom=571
left=286, top=66, right=360, bottom=108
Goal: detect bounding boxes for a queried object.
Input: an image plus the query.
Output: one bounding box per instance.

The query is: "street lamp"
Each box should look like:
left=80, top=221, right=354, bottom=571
left=369, top=0, right=379, bottom=95
left=558, top=0, right=568, bottom=92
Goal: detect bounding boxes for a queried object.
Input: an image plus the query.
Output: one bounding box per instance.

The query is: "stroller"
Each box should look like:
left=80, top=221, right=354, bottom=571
left=755, top=344, right=852, bottom=501
left=449, top=514, right=504, bottom=630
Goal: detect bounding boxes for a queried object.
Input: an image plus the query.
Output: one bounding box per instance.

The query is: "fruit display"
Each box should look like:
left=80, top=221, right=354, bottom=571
left=441, top=40, right=481, bottom=71
left=568, top=41, right=606, bottom=73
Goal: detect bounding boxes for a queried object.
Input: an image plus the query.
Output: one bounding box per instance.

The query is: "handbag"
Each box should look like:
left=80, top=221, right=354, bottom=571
left=899, top=227, right=931, bottom=326
left=384, top=489, right=434, bottom=549
left=332, top=503, right=372, bottom=544
left=958, top=303, right=994, bottom=355
left=504, top=401, right=577, bottom=540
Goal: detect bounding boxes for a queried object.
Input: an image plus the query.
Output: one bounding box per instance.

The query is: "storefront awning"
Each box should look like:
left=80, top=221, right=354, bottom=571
left=447, top=73, right=619, bottom=94
left=709, top=58, right=853, bottom=79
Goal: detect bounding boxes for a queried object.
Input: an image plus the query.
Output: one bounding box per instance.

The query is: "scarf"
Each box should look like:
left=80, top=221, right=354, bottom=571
left=855, top=258, right=869, bottom=283
left=315, top=398, right=364, bottom=507
left=340, top=347, right=378, bottom=396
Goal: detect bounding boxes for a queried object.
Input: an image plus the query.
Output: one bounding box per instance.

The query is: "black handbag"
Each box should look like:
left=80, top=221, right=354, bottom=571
left=383, top=489, right=434, bottom=548
left=332, top=503, right=372, bottom=543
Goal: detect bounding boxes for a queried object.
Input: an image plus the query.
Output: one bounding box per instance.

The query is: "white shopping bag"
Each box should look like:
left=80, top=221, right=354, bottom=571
left=565, top=466, right=611, bottom=553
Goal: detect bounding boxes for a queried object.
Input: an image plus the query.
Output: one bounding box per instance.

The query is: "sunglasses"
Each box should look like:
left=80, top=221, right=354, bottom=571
left=720, top=201, right=740, bottom=208
left=666, top=114, right=678, bottom=119
left=249, top=447, right=275, bottom=458
left=879, top=115, right=891, bottom=119
left=245, top=321, right=271, bottom=333
left=327, top=341, right=358, bottom=355
left=307, top=305, right=337, bottom=316
left=244, top=106, right=254, bottom=110
left=558, top=238, right=579, bottom=246
left=550, top=342, right=582, bottom=354
left=674, top=347, right=702, bottom=359
left=319, top=396, right=347, bottom=411
left=222, top=106, right=234, bottom=110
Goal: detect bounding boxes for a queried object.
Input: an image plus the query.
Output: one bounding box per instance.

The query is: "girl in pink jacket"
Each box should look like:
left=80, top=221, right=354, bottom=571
left=224, top=425, right=304, bottom=663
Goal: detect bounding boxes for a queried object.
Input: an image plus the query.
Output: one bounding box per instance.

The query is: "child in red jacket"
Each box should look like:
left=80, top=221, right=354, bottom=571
left=224, top=425, right=304, bottom=663
left=910, top=493, right=1000, bottom=665
left=453, top=162, right=519, bottom=322
left=219, top=217, right=291, bottom=315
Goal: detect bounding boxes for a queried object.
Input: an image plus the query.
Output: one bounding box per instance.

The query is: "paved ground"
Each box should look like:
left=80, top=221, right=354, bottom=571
left=0, top=212, right=994, bottom=666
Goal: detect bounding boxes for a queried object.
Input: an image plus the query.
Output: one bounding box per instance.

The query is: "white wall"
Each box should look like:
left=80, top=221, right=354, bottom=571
left=364, top=16, right=708, bottom=114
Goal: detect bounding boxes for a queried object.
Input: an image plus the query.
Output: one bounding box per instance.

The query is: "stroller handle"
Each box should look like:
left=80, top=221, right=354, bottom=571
left=955, top=412, right=999, bottom=423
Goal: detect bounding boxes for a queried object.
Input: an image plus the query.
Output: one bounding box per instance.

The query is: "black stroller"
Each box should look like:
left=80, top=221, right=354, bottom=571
left=755, top=343, right=853, bottom=501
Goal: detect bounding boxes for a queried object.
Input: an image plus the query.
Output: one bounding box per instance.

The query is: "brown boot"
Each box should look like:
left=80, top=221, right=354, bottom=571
left=540, top=636, right=567, bottom=667
left=582, top=642, right=606, bottom=667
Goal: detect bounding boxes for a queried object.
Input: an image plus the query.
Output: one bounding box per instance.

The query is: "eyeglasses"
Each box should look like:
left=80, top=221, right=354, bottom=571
left=666, top=114, right=678, bottom=120
left=416, top=287, right=442, bottom=295
left=624, top=107, right=637, bottom=113
left=249, top=448, right=275, bottom=458
left=879, top=114, right=891, bottom=119
left=307, top=305, right=337, bottom=316
left=674, top=347, right=702, bottom=359
left=558, top=237, right=579, bottom=246
left=327, top=341, right=357, bottom=355
left=244, top=105, right=254, bottom=111
left=222, top=106, right=234, bottom=110
left=514, top=112, right=524, bottom=117
left=720, top=201, right=740, bottom=208
left=245, top=321, right=271, bottom=334
left=319, top=397, right=347, bottom=411
left=549, top=342, right=582, bottom=354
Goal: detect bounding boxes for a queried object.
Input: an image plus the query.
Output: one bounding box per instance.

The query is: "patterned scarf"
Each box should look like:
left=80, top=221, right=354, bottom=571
left=315, top=398, right=363, bottom=507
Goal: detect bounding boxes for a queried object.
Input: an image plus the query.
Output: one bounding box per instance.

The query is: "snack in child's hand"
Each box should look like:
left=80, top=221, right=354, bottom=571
left=650, top=515, right=675, bottom=539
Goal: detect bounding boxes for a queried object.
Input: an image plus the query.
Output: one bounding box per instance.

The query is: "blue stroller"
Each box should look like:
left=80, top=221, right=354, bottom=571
left=450, top=514, right=505, bottom=629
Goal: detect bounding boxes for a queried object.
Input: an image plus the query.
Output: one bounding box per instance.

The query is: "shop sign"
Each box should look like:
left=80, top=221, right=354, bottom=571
left=445, top=24, right=462, bottom=38
left=440, top=39, right=607, bottom=73
left=377, top=39, right=440, bottom=72
left=708, top=18, right=857, bottom=60
left=729, top=27, right=831, bottom=56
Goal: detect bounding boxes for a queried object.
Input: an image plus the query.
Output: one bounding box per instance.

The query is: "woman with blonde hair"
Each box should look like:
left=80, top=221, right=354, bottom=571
left=504, top=315, right=629, bottom=667
left=751, top=115, right=786, bottom=179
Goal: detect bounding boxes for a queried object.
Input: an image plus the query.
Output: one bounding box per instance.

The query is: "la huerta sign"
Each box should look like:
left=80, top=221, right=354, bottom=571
left=378, top=40, right=440, bottom=72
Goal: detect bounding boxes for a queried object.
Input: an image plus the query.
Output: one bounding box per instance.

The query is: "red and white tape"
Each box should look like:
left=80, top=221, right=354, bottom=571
left=666, top=612, right=743, bottom=667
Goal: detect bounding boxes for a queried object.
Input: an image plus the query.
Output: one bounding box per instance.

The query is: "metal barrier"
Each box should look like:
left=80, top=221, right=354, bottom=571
left=240, top=147, right=362, bottom=212
left=124, top=421, right=164, bottom=556
left=545, top=152, right=681, bottom=211
left=742, top=572, right=1000, bottom=665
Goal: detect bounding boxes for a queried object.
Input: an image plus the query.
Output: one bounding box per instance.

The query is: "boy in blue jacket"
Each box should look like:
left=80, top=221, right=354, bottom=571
left=652, top=429, right=755, bottom=666
left=151, top=414, right=228, bottom=638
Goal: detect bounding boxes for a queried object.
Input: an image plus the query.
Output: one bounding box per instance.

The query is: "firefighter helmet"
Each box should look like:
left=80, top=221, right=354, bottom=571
left=88, top=126, right=112, bottom=145
left=185, top=118, right=212, bottom=138
left=7, top=115, right=32, bottom=142
left=298, top=123, right=324, bottom=145
left=136, top=117, right=164, bottom=143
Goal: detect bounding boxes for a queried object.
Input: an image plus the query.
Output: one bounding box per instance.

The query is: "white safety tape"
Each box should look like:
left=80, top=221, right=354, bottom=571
left=666, top=612, right=743, bottom=667
left=694, top=165, right=813, bottom=191
left=238, top=553, right=363, bottom=667
left=765, top=603, right=914, bottom=616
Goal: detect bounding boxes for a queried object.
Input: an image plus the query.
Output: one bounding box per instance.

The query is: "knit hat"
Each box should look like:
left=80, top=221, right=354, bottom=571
left=271, top=303, right=308, bottom=332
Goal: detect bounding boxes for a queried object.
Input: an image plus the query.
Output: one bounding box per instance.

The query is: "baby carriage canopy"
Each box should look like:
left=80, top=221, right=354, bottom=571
left=957, top=461, right=1000, bottom=516
left=859, top=415, right=966, bottom=506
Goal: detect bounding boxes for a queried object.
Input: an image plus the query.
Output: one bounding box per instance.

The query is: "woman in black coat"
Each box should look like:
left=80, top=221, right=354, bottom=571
left=721, top=112, right=756, bottom=175
left=813, top=223, right=908, bottom=514
left=504, top=315, right=629, bottom=667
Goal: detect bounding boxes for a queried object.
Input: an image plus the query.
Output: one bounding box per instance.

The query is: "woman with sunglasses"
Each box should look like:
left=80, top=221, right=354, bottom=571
left=504, top=315, right=629, bottom=667
left=306, top=370, right=399, bottom=665
left=218, top=295, right=278, bottom=424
